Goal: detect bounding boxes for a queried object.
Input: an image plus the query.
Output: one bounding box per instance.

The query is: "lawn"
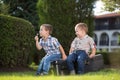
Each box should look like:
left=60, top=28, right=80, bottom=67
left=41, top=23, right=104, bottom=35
left=0, top=68, right=120, bottom=80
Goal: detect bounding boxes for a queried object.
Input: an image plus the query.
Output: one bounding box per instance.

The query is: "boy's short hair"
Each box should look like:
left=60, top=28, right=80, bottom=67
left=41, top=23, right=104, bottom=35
left=75, top=23, right=88, bottom=33
left=41, top=24, right=53, bottom=34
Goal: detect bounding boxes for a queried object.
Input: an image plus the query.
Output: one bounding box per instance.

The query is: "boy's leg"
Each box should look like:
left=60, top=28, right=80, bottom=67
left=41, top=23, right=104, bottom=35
left=66, top=53, right=76, bottom=74
left=76, top=50, right=88, bottom=74
left=36, top=57, right=46, bottom=75
left=42, top=54, right=61, bottom=74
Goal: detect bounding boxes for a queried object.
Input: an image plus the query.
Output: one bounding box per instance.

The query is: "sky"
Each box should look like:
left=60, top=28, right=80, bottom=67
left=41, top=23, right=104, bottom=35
left=93, top=0, right=112, bottom=15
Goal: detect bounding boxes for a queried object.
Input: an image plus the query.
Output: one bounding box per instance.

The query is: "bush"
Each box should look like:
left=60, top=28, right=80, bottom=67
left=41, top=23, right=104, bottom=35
left=108, top=52, right=120, bottom=67
left=96, top=52, right=109, bottom=65
left=97, top=52, right=120, bottom=67
left=0, top=14, right=35, bottom=68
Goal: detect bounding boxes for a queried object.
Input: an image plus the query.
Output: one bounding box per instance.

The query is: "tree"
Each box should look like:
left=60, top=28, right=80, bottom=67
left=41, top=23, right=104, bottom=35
left=102, top=0, right=120, bottom=11
left=2, top=0, right=39, bottom=29
left=0, top=0, right=9, bottom=14
left=37, top=0, right=96, bottom=53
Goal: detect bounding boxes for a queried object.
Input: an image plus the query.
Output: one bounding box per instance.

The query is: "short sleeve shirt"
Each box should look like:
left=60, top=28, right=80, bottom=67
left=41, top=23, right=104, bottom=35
left=39, top=35, right=61, bottom=55
left=71, top=35, right=96, bottom=54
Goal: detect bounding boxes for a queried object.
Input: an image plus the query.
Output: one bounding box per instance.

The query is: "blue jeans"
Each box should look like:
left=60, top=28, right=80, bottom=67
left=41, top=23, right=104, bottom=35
left=66, top=50, right=88, bottom=74
left=36, top=54, right=61, bottom=75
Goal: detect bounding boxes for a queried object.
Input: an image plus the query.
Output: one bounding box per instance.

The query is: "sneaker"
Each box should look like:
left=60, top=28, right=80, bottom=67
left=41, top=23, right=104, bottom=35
left=35, top=73, right=40, bottom=76
left=40, top=72, right=48, bottom=76
left=70, top=70, right=76, bottom=75
left=40, top=73, right=44, bottom=76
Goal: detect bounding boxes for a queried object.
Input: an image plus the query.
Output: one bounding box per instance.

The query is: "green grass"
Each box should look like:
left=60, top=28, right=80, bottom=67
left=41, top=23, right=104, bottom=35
left=0, top=69, right=120, bottom=80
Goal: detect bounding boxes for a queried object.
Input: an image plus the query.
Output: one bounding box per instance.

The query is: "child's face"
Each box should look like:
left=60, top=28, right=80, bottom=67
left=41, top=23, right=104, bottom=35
left=75, top=26, right=84, bottom=38
left=39, top=26, right=49, bottom=37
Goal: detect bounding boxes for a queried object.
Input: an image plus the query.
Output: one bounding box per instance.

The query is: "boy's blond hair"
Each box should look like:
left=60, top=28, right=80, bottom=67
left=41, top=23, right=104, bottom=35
left=41, top=24, right=53, bottom=34
left=75, top=23, right=88, bottom=33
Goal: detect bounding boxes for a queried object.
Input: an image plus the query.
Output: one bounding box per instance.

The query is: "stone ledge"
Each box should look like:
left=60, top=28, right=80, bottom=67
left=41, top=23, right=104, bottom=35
left=52, top=54, right=104, bottom=75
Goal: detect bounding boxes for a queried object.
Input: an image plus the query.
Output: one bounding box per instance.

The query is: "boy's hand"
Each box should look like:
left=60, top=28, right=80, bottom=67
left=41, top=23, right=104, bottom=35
left=35, top=36, right=39, bottom=41
left=89, top=48, right=96, bottom=59
left=62, top=54, right=67, bottom=60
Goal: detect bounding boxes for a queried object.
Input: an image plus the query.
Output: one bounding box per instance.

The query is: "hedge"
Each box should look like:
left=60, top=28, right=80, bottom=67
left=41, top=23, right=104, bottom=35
left=0, top=14, right=35, bottom=68
left=108, top=52, right=120, bottom=67
left=97, top=52, right=120, bottom=67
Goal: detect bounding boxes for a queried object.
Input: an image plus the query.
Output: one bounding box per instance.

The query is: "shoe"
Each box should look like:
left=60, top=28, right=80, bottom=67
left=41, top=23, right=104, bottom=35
left=40, top=72, right=48, bottom=76
left=70, top=70, right=76, bottom=75
left=35, top=72, right=48, bottom=76
left=35, top=73, right=40, bottom=76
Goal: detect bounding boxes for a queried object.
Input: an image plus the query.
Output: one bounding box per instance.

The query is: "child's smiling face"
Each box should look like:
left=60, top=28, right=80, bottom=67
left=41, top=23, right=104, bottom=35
left=75, top=25, right=86, bottom=38
left=75, top=26, right=83, bottom=38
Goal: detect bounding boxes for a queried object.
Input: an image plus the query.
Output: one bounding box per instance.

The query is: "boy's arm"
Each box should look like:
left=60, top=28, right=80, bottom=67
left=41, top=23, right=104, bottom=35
left=89, top=48, right=96, bottom=58
left=69, top=47, right=74, bottom=54
left=35, top=36, right=42, bottom=50
left=59, top=45, right=67, bottom=60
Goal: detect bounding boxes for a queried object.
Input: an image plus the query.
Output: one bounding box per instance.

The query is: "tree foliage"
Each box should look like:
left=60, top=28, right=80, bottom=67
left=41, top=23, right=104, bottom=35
left=0, top=0, right=10, bottom=15
left=2, top=0, right=39, bottom=29
left=37, top=0, right=96, bottom=53
left=102, top=0, right=120, bottom=11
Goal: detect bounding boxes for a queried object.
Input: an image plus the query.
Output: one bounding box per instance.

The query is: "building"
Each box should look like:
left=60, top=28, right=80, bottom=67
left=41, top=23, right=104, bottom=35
left=93, top=13, right=120, bottom=52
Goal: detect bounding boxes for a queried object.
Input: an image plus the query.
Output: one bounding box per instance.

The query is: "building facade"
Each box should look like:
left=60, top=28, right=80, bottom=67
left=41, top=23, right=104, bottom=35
left=93, top=13, right=120, bottom=52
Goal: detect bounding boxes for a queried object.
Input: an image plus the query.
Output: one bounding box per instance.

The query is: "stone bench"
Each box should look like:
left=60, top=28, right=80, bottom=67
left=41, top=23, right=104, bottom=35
left=52, top=54, right=104, bottom=75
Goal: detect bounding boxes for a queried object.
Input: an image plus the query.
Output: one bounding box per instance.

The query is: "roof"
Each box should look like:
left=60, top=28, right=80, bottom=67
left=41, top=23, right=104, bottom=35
left=94, top=12, right=120, bottom=19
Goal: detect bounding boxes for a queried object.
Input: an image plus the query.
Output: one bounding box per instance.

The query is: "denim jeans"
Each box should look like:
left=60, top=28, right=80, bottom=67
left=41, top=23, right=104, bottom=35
left=36, top=54, right=61, bottom=75
left=66, top=50, right=88, bottom=74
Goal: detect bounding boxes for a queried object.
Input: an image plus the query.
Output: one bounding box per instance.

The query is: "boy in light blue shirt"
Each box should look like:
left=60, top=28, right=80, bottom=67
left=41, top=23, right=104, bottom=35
left=35, top=24, right=67, bottom=75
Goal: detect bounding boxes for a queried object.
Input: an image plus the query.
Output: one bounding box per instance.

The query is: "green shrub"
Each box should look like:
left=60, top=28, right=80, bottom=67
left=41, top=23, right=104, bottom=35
left=97, top=52, right=120, bottom=67
left=108, top=52, right=120, bottom=67
left=0, top=14, right=35, bottom=68
left=96, top=52, right=109, bottom=65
